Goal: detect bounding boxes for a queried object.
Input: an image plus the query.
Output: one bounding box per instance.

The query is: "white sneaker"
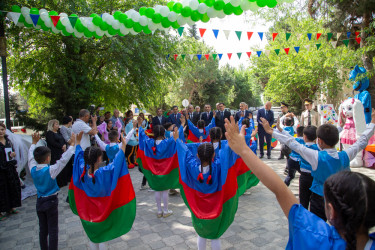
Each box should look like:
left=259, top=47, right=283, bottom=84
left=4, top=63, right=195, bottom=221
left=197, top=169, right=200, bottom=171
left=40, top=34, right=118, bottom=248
left=157, top=211, right=163, bottom=218
left=163, top=210, right=173, bottom=218
left=244, top=190, right=252, bottom=195
left=169, top=189, right=179, bottom=195
left=140, top=185, right=149, bottom=190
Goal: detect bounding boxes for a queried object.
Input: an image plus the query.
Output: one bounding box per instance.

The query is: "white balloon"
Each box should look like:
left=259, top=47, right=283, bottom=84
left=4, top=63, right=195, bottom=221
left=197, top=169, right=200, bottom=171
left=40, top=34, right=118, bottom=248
left=60, top=17, right=69, bottom=26
left=131, top=12, right=140, bottom=22
left=21, top=7, right=30, bottom=16
left=74, top=29, right=83, bottom=38
left=189, top=0, right=199, bottom=10
left=167, top=12, right=177, bottom=22
left=231, top=0, right=241, bottom=7
left=182, top=0, right=190, bottom=7
left=160, top=6, right=169, bottom=17
left=177, top=15, right=187, bottom=26
left=240, top=0, right=251, bottom=11
left=217, top=11, right=226, bottom=18
left=206, top=8, right=216, bottom=18
left=154, top=5, right=162, bottom=13
left=285, top=0, right=294, bottom=2
left=186, top=17, right=195, bottom=26
left=102, top=13, right=110, bottom=21
left=96, top=28, right=104, bottom=36
left=25, top=16, right=33, bottom=24
left=130, top=29, right=138, bottom=35
left=40, top=12, right=49, bottom=21
left=113, top=20, right=120, bottom=29
left=249, top=2, right=259, bottom=11
left=51, top=26, right=60, bottom=34
left=119, top=25, right=129, bottom=35
left=104, top=31, right=113, bottom=37
left=148, top=21, right=157, bottom=31
left=87, top=22, right=96, bottom=32
left=59, top=12, right=68, bottom=17
left=66, top=26, right=74, bottom=33
left=139, top=16, right=147, bottom=26
left=39, top=9, right=48, bottom=14
left=197, top=3, right=208, bottom=14
left=107, top=15, right=115, bottom=25
left=44, top=19, right=53, bottom=28
left=80, top=17, right=87, bottom=27
left=223, top=0, right=231, bottom=3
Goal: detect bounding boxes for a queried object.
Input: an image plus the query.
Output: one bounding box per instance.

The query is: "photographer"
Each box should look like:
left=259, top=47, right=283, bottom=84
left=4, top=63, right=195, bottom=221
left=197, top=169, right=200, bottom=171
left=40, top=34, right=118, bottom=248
left=72, top=109, right=97, bottom=150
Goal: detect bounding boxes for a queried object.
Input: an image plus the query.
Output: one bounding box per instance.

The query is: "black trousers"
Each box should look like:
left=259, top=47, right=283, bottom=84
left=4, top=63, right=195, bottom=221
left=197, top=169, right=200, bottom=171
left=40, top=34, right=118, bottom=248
left=36, top=195, right=58, bottom=250
left=258, top=131, right=272, bottom=156
left=284, top=158, right=300, bottom=186
left=125, top=145, right=138, bottom=165
left=310, top=192, right=327, bottom=221
left=138, top=164, right=147, bottom=186
left=280, top=144, right=291, bottom=159
left=299, top=172, right=313, bottom=209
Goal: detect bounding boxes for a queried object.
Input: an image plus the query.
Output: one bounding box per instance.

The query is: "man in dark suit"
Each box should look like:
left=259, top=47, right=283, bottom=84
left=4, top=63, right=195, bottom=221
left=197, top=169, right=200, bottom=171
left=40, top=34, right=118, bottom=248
left=167, top=106, right=182, bottom=127
left=201, top=104, right=213, bottom=126
left=257, top=102, right=274, bottom=159
left=193, top=106, right=202, bottom=125
left=215, top=103, right=231, bottom=139
left=235, top=102, right=252, bottom=122
left=152, top=108, right=167, bottom=127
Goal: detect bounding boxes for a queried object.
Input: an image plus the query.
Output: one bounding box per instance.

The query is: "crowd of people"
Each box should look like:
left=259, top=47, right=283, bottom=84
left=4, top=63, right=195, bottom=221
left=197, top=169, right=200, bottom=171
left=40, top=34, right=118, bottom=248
left=1, top=99, right=375, bottom=250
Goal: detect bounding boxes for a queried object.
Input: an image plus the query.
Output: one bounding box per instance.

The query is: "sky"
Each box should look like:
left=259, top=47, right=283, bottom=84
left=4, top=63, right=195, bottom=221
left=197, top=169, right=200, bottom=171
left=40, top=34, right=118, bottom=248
left=171, top=12, right=273, bottom=68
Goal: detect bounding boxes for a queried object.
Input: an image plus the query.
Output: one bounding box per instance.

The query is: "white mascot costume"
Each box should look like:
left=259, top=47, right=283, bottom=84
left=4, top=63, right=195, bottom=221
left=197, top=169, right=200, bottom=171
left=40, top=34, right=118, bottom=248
left=339, top=98, right=366, bottom=167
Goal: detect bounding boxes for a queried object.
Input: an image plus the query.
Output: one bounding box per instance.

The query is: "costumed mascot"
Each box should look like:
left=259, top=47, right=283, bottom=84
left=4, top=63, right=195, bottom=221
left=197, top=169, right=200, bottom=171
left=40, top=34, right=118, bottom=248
left=338, top=98, right=366, bottom=167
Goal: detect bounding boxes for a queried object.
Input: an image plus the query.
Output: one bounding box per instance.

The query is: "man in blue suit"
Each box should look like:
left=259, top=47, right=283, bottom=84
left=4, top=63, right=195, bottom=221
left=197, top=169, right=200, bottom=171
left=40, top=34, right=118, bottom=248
left=235, top=102, right=252, bottom=122
left=200, top=104, right=213, bottom=126
left=152, top=108, right=167, bottom=126
left=257, top=102, right=274, bottom=159
left=167, top=106, right=182, bottom=127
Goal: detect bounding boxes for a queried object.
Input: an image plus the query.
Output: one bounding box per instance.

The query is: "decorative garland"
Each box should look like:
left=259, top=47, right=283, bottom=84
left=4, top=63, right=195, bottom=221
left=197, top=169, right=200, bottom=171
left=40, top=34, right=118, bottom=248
left=7, top=0, right=293, bottom=38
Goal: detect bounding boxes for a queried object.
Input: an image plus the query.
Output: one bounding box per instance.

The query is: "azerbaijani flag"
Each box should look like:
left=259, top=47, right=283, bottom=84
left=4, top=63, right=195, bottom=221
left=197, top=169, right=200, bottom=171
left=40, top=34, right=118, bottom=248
left=177, top=139, right=241, bottom=239
left=69, top=145, right=136, bottom=243
left=137, top=126, right=181, bottom=191
left=186, top=118, right=215, bottom=143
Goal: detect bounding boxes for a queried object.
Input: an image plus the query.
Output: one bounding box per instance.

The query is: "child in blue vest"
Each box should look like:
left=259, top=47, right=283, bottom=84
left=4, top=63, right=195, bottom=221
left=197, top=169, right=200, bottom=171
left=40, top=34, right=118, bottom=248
left=284, top=126, right=304, bottom=186
left=262, top=114, right=375, bottom=221
left=224, top=116, right=375, bottom=250
left=299, top=126, right=319, bottom=210
left=279, top=117, right=295, bottom=162
left=28, top=132, right=75, bottom=250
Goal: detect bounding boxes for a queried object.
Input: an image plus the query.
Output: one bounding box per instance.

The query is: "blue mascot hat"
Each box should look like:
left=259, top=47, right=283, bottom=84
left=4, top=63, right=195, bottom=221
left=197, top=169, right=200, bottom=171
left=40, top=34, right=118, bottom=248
left=350, top=65, right=369, bottom=92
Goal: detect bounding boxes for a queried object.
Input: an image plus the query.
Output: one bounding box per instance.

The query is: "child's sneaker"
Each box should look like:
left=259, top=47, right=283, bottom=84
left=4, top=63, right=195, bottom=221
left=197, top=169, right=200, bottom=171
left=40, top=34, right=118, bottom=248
left=157, top=211, right=163, bottom=218
left=134, top=162, right=139, bottom=166
left=140, top=184, right=149, bottom=190
left=128, top=164, right=135, bottom=169
left=163, top=210, right=173, bottom=218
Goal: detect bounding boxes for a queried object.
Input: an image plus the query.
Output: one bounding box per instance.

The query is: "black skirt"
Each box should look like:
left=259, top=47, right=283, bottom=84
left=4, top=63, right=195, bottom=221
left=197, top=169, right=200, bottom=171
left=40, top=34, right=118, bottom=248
left=0, top=161, right=21, bottom=212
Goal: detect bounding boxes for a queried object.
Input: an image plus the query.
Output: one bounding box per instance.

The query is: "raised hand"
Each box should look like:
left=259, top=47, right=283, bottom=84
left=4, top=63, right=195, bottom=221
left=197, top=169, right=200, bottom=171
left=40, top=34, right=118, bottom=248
left=62, top=144, right=67, bottom=152
left=199, top=136, right=203, bottom=143
left=120, top=133, right=127, bottom=151
left=76, top=131, right=84, bottom=145
left=260, top=118, right=274, bottom=135
left=32, top=133, right=40, bottom=145
left=276, top=117, right=282, bottom=132
left=180, top=115, right=186, bottom=126
left=91, top=115, right=97, bottom=123
left=132, top=120, right=138, bottom=128
left=173, top=126, right=179, bottom=141
left=69, top=133, right=76, bottom=146
left=224, top=117, right=247, bottom=156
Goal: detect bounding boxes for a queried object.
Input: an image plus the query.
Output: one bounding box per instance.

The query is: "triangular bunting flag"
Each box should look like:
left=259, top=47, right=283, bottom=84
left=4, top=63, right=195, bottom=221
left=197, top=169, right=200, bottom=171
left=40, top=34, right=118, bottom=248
left=327, top=33, right=333, bottom=41
left=247, top=32, right=253, bottom=40
left=316, top=33, right=322, bottom=40
left=50, top=16, right=61, bottom=27
left=178, top=27, right=184, bottom=37
left=305, top=45, right=311, bottom=51
left=294, top=47, right=300, bottom=54
left=343, top=39, right=350, bottom=47
left=272, top=33, right=278, bottom=41
left=212, top=29, right=219, bottom=39
left=197, top=54, right=202, bottom=61
left=265, top=50, right=270, bottom=56
left=284, top=48, right=290, bottom=55
left=237, top=52, right=242, bottom=59
left=166, top=54, right=170, bottom=59
left=7, top=12, right=21, bottom=25
left=174, top=54, right=178, bottom=60
left=30, top=14, right=40, bottom=26
left=258, top=32, right=264, bottom=41
left=246, top=52, right=251, bottom=58
left=199, top=28, right=207, bottom=38
left=286, top=33, right=291, bottom=41
left=331, top=41, right=338, bottom=48
left=337, top=32, right=342, bottom=40
left=227, top=53, right=232, bottom=60
left=212, top=54, right=218, bottom=60
left=223, top=30, right=231, bottom=39
left=68, top=16, right=78, bottom=28
left=346, top=32, right=351, bottom=39
left=181, top=54, right=186, bottom=60
left=355, top=31, right=360, bottom=37
left=235, top=31, right=242, bottom=41
left=307, top=33, right=312, bottom=41
left=355, top=37, right=361, bottom=44
left=256, top=51, right=262, bottom=57
left=204, top=54, right=209, bottom=60
left=316, top=44, right=321, bottom=50
left=275, top=49, right=280, bottom=55
left=218, top=54, right=223, bottom=60
left=189, top=54, right=194, bottom=60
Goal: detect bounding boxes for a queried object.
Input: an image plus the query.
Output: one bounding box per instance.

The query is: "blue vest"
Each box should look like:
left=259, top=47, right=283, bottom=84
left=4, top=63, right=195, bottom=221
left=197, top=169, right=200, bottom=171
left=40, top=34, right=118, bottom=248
left=31, top=166, right=60, bottom=198
left=300, top=144, right=319, bottom=172
left=310, top=151, right=350, bottom=196
left=105, top=144, right=120, bottom=163
left=284, top=126, right=294, bottom=136
left=289, top=137, right=304, bottom=161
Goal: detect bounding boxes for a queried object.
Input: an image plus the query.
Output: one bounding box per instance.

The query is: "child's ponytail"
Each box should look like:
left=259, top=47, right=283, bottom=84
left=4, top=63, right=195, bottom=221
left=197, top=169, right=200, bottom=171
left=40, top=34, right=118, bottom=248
left=83, top=147, right=103, bottom=184
left=209, top=127, right=222, bottom=149
left=152, top=125, right=166, bottom=155
left=197, top=143, right=215, bottom=185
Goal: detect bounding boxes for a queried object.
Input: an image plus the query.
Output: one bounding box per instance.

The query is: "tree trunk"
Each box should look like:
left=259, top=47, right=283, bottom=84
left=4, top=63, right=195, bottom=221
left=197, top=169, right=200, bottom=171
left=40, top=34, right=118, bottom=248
left=362, top=12, right=375, bottom=108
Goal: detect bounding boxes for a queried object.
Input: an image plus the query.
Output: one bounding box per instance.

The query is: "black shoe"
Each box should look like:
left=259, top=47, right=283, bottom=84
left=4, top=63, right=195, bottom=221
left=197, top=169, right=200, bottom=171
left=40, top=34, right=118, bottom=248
left=259, top=155, right=264, bottom=159
left=278, top=156, right=284, bottom=160
left=267, top=155, right=271, bottom=159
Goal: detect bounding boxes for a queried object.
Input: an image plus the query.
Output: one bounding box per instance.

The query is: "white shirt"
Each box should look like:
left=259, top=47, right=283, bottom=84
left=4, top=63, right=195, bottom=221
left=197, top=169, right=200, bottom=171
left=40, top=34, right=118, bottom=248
left=272, top=123, right=375, bottom=171
left=94, top=129, right=135, bottom=151
left=72, top=119, right=92, bottom=150
left=198, top=165, right=209, bottom=174
left=28, top=144, right=75, bottom=180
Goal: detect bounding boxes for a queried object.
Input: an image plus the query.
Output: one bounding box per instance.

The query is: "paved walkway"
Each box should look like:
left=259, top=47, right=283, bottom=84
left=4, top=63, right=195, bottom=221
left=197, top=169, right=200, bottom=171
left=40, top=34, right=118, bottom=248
left=1, top=155, right=375, bottom=250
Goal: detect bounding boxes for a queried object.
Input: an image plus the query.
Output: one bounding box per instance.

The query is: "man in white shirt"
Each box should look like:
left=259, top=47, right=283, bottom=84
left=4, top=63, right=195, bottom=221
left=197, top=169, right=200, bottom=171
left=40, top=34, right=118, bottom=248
left=72, top=109, right=97, bottom=150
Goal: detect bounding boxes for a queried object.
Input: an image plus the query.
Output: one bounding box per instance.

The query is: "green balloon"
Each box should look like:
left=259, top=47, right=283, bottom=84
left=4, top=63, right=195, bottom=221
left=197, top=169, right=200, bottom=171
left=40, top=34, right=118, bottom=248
left=62, top=28, right=72, bottom=36
left=24, top=22, right=33, bottom=28
left=167, top=1, right=175, bottom=10
left=161, top=17, right=171, bottom=28
left=267, top=0, right=278, bottom=8
left=30, top=8, right=39, bottom=15
left=92, top=16, right=102, bottom=26
left=56, top=21, right=64, bottom=30
left=152, top=13, right=162, bottom=23
left=84, top=29, right=94, bottom=37
left=70, top=14, right=78, bottom=17
left=213, top=0, right=225, bottom=10
left=108, top=26, right=118, bottom=35
left=118, top=14, right=127, bottom=23
left=100, top=21, right=109, bottom=30
left=223, top=3, right=234, bottom=15
left=133, top=23, right=143, bottom=32
left=191, top=10, right=201, bottom=21
left=205, top=0, right=214, bottom=7
left=233, top=6, right=243, bottom=15
left=173, top=3, right=183, bottom=13
left=143, top=26, right=152, bottom=34
left=124, top=19, right=134, bottom=28
left=75, top=21, right=85, bottom=32
left=181, top=6, right=192, bottom=17
left=37, top=17, right=44, bottom=26
left=94, top=34, right=103, bottom=39
left=171, top=21, right=180, bottom=29
left=201, top=13, right=210, bottom=23
left=145, top=8, right=155, bottom=18
left=256, top=0, right=267, bottom=7
left=113, top=11, right=122, bottom=19
left=11, top=5, right=21, bottom=13
left=49, top=11, right=58, bottom=16
left=90, top=13, right=98, bottom=18
left=18, top=15, right=25, bottom=23
left=139, top=7, right=147, bottom=15
left=41, top=23, right=50, bottom=31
